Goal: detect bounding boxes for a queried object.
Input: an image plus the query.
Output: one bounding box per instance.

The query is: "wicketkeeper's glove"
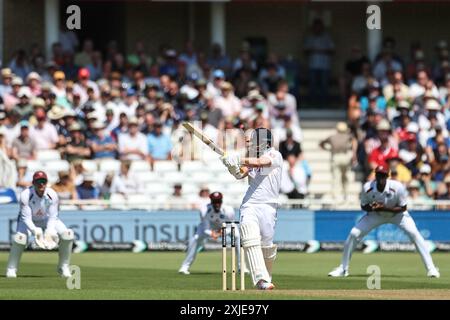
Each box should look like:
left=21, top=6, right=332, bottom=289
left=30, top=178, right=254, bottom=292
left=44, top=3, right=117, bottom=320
left=43, top=230, right=59, bottom=250
left=32, top=227, right=46, bottom=249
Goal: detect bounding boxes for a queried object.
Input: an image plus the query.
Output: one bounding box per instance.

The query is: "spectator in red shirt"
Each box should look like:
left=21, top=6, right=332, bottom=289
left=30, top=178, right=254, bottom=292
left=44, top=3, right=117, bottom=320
left=368, top=119, right=398, bottom=172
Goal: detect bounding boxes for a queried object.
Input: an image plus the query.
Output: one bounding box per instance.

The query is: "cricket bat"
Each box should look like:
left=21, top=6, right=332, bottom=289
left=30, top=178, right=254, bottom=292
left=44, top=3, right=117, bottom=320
left=182, top=122, right=225, bottom=156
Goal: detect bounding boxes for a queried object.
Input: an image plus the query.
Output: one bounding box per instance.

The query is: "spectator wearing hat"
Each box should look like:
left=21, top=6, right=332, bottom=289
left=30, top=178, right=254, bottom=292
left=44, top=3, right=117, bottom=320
left=0, top=68, right=13, bottom=97
left=303, top=18, right=335, bottom=105
left=406, top=179, right=433, bottom=209
left=391, top=100, right=412, bottom=131
left=250, top=102, right=270, bottom=129
left=87, top=121, right=117, bottom=159
left=11, top=121, right=36, bottom=161
left=240, top=90, right=266, bottom=121
left=13, top=87, right=33, bottom=120
left=207, top=69, right=226, bottom=97
left=73, top=68, right=99, bottom=104
left=418, top=164, right=437, bottom=198
left=365, top=118, right=398, bottom=158
left=3, top=77, right=22, bottom=111
left=147, top=121, right=173, bottom=161
left=110, top=160, right=143, bottom=197
left=51, top=71, right=67, bottom=99
left=320, top=122, right=356, bottom=199
left=52, top=171, right=78, bottom=200
left=368, top=119, right=399, bottom=171
left=118, top=117, right=148, bottom=161
left=26, top=72, right=42, bottom=97
left=76, top=173, right=100, bottom=200
left=417, top=99, right=446, bottom=136
left=214, top=82, right=242, bottom=118
left=61, top=122, right=91, bottom=162
left=29, top=107, right=58, bottom=150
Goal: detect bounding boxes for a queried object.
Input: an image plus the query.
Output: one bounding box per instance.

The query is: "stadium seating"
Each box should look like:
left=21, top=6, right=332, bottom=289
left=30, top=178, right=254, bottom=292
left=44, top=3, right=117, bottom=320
left=36, top=150, right=61, bottom=161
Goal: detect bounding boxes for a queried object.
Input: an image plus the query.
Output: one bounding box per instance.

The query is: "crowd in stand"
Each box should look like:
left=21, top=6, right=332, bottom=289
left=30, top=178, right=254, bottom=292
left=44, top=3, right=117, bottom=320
left=1, top=27, right=450, bottom=206
left=345, top=37, right=450, bottom=203
left=0, top=33, right=308, bottom=203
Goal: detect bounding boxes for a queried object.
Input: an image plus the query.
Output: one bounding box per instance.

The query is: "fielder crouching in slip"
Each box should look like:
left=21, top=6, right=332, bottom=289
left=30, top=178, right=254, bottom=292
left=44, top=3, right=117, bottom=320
left=220, top=128, right=283, bottom=290
left=6, top=171, right=74, bottom=278
left=178, top=192, right=242, bottom=275
left=329, top=164, right=440, bottom=278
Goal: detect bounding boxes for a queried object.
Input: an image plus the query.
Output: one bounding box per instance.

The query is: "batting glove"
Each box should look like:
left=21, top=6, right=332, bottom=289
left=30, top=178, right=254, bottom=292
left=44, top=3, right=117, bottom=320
left=221, top=151, right=241, bottom=168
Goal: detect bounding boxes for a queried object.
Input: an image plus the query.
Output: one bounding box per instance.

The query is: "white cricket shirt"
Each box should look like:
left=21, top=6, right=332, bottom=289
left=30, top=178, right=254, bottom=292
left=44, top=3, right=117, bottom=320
left=361, top=179, right=408, bottom=217
left=18, top=186, right=59, bottom=232
left=199, top=203, right=235, bottom=237
left=241, top=147, right=283, bottom=206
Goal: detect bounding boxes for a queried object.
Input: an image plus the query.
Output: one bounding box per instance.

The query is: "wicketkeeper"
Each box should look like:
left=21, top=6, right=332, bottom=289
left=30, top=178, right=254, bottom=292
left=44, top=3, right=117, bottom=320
left=6, top=171, right=75, bottom=278
left=179, top=191, right=242, bottom=275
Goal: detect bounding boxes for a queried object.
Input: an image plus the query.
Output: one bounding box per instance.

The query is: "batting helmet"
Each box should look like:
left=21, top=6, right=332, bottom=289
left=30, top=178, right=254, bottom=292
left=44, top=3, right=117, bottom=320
left=32, top=171, right=48, bottom=182
left=249, top=127, right=272, bottom=157
left=209, top=191, right=223, bottom=202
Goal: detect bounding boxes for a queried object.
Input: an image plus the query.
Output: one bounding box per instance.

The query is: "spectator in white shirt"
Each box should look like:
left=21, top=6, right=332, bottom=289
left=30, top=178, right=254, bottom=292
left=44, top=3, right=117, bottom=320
left=110, top=160, right=143, bottom=196
left=213, top=82, right=242, bottom=118
left=409, top=70, right=440, bottom=100
left=118, top=117, right=149, bottom=161
left=281, top=154, right=308, bottom=204
left=30, top=108, right=59, bottom=150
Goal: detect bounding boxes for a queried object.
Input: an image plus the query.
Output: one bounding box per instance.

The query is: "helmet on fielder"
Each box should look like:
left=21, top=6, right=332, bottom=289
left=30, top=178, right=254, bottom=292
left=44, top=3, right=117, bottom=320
left=209, top=191, right=223, bottom=212
left=248, top=127, right=272, bottom=157
left=32, top=171, right=48, bottom=196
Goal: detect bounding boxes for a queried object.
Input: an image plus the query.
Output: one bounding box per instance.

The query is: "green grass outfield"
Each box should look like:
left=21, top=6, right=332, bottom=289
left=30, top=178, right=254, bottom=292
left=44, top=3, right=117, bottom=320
left=0, top=251, right=449, bottom=299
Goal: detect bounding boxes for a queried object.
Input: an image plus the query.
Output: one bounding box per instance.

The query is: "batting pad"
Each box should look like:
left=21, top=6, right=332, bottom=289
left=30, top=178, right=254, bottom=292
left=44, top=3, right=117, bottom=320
left=240, top=223, right=270, bottom=285
left=7, top=233, right=27, bottom=270
left=261, top=244, right=277, bottom=281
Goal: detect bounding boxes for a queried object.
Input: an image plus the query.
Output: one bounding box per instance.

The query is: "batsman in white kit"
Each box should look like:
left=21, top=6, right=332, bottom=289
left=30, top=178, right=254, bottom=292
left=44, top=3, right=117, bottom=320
left=6, top=171, right=75, bottom=278
left=221, top=128, right=282, bottom=290
left=178, top=191, right=241, bottom=275
left=329, top=164, right=440, bottom=278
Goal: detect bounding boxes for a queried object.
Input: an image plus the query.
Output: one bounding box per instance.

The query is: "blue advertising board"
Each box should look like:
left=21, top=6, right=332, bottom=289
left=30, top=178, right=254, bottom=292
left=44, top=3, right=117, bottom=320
left=0, top=205, right=448, bottom=243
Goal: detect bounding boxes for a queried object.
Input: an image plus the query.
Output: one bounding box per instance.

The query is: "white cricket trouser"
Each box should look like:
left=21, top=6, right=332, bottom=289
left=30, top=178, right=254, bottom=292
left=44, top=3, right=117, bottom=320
left=180, top=224, right=242, bottom=270
left=341, top=211, right=437, bottom=271
left=16, top=219, right=68, bottom=236
left=240, top=203, right=277, bottom=247
left=240, top=203, right=277, bottom=285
